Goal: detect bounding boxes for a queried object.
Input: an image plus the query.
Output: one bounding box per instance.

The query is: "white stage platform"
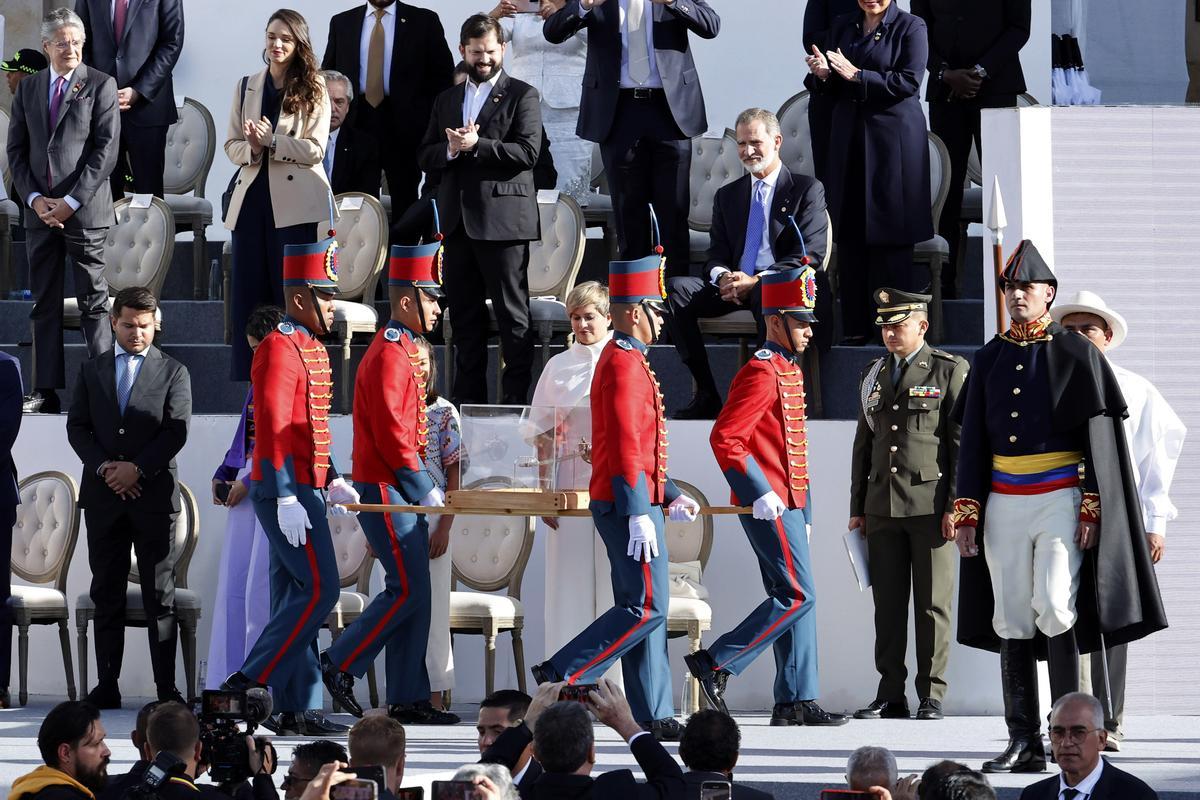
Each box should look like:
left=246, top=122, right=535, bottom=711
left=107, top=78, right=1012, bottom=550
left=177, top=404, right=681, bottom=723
left=0, top=700, right=1196, bottom=799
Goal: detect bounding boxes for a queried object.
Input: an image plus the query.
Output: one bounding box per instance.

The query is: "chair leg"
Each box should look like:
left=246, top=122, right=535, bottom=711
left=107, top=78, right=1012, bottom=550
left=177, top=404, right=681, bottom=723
left=194, top=223, right=209, bottom=300
left=688, top=629, right=702, bottom=713
left=59, top=620, right=77, bottom=701
left=181, top=617, right=198, bottom=701
left=77, top=620, right=90, bottom=699
left=18, top=624, right=29, bottom=706
left=511, top=627, right=527, bottom=695
left=927, top=257, right=945, bottom=344
left=484, top=632, right=497, bottom=698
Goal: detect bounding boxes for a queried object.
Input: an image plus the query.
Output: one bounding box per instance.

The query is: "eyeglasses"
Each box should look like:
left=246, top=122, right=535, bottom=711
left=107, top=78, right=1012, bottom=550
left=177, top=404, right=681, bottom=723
left=280, top=772, right=316, bottom=789
left=49, top=39, right=83, bottom=51
left=1048, top=726, right=1104, bottom=743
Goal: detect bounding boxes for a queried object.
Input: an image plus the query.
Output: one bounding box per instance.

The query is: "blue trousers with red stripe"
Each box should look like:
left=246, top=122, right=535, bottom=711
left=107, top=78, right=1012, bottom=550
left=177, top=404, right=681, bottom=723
left=326, top=482, right=431, bottom=705
left=242, top=486, right=340, bottom=709
left=705, top=507, right=819, bottom=703
left=547, top=505, right=673, bottom=723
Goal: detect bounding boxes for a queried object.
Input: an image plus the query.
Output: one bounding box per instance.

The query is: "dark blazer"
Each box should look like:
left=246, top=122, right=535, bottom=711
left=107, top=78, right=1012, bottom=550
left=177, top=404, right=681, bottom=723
left=66, top=345, right=191, bottom=515
left=911, top=0, right=1030, bottom=103
left=329, top=125, right=382, bottom=197
left=684, top=771, right=774, bottom=800
left=1018, top=759, right=1159, bottom=800
left=7, top=63, right=120, bottom=229
left=805, top=3, right=932, bottom=245
left=321, top=3, right=454, bottom=148
left=802, top=0, right=862, bottom=52
left=77, top=0, right=184, bottom=127
left=0, top=353, right=22, bottom=510
left=705, top=166, right=828, bottom=275
left=417, top=71, right=542, bottom=242
left=544, top=0, right=720, bottom=142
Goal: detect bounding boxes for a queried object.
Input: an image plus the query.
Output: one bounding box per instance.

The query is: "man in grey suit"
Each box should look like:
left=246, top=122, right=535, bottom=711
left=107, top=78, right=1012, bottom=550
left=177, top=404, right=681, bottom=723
left=67, top=286, right=191, bottom=708
left=7, top=7, right=120, bottom=414
left=77, top=0, right=185, bottom=199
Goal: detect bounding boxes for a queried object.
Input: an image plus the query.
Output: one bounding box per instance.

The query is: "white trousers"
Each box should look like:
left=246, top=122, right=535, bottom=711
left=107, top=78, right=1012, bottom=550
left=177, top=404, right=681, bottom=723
left=425, top=514, right=454, bottom=693
left=984, top=487, right=1084, bottom=639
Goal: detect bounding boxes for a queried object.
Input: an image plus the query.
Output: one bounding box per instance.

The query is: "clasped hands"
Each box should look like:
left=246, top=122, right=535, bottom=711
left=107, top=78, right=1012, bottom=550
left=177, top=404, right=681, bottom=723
left=30, top=196, right=74, bottom=229
left=100, top=460, right=141, bottom=500
left=446, top=121, right=480, bottom=157
left=718, top=270, right=757, bottom=304
left=806, top=44, right=860, bottom=82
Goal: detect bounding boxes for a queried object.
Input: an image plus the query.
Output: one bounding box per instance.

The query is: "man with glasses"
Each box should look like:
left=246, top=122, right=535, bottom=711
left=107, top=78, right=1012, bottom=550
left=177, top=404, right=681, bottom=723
left=283, top=741, right=348, bottom=800
left=1018, top=692, right=1158, bottom=799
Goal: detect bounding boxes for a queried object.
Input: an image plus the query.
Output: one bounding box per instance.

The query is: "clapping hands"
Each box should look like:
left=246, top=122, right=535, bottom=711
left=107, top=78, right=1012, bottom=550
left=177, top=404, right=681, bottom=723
left=446, top=121, right=481, bottom=156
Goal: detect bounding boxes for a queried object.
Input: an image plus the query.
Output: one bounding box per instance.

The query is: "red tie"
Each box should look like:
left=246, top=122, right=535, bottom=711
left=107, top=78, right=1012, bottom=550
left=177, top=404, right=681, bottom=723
left=114, top=0, right=129, bottom=43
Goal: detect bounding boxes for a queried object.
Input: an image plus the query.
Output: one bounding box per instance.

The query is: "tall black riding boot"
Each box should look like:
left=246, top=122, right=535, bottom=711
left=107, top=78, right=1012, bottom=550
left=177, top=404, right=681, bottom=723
left=1046, top=628, right=1080, bottom=704
left=982, top=638, right=1047, bottom=773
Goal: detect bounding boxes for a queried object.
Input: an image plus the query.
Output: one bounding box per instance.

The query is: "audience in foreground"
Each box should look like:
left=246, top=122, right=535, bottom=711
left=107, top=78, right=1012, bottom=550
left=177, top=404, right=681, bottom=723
left=348, top=715, right=408, bottom=800
left=11, top=701, right=110, bottom=800
left=679, top=710, right=773, bottom=799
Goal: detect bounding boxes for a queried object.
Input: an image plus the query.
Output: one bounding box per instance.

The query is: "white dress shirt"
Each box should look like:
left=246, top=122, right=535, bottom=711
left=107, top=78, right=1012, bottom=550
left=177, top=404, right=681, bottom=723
left=463, top=69, right=503, bottom=126
left=358, top=1, right=396, bottom=96
left=113, top=341, right=147, bottom=394
left=29, top=68, right=81, bottom=211
left=709, top=161, right=783, bottom=285
left=1058, top=756, right=1104, bottom=799
left=1111, top=362, right=1186, bottom=535
left=579, top=0, right=664, bottom=88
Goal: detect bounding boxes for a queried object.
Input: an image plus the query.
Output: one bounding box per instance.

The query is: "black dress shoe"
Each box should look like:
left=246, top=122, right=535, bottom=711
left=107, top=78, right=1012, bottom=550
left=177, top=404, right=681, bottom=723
left=771, top=700, right=848, bottom=726
left=220, top=671, right=265, bottom=692
left=916, top=698, right=944, bottom=720
left=388, top=701, right=460, bottom=725
left=643, top=717, right=682, bottom=741
left=982, top=735, right=1046, bottom=773
left=684, top=651, right=729, bottom=715
left=158, top=687, right=186, bottom=704
left=320, top=652, right=363, bottom=718
left=84, top=684, right=122, bottom=710
left=853, top=699, right=910, bottom=720
left=672, top=393, right=722, bottom=420
left=22, top=390, right=61, bottom=414
left=302, top=710, right=350, bottom=734
left=530, top=661, right=560, bottom=685
left=262, top=713, right=303, bottom=736
left=0, top=688, right=11, bottom=709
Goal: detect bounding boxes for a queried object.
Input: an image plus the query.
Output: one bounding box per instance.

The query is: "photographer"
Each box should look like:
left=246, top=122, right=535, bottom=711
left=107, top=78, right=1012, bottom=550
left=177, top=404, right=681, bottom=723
left=100, top=702, right=162, bottom=800
left=282, top=742, right=348, bottom=800
left=347, top=717, right=406, bottom=800
left=10, top=701, right=111, bottom=800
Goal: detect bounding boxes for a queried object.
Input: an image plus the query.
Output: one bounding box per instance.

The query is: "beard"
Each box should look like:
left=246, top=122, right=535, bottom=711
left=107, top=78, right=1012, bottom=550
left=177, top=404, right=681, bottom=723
left=467, top=59, right=501, bottom=84
left=76, top=762, right=109, bottom=794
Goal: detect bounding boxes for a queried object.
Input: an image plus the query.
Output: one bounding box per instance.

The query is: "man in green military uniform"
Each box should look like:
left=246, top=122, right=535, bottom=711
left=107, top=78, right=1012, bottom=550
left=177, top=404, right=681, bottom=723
left=847, top=288, right=969, bottom=721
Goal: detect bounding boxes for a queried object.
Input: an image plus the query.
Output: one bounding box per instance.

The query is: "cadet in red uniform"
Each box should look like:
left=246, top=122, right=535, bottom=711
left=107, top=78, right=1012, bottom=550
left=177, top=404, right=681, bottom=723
left=222, top=236, right=362, bottom=734
left=531, top=219, right=701, bottom=741
left=320, top=205, right=458, bottom=725
left=688, top=265, right=847, bottom=727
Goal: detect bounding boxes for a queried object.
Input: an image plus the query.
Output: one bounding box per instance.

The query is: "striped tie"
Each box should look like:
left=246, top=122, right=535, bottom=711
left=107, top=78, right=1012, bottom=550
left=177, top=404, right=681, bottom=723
left=117, top=353, right=139, bottom=414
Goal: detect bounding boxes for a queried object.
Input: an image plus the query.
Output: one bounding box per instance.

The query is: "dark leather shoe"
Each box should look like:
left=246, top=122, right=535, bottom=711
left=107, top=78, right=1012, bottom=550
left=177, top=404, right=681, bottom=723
left=772, top=700, right=848, bottom=726
left=85, top=683, right=122, bottom=710
left=158, top=687, right=186, bottom=704
left=916, top=698, right=944, bottom=720
left=302, top=710, right=350, bottom=734
left=672, top=393, right=722, bottom=420
left=262, top=713, right=303, bottom=736
left=684, top=651, right=729, bottom=715
left=320, top=652, right=363, bottom=718
left=389, top=701, right=460, bottom=725
left=0, top=688, right=10, bottom=709
left=531, top=661, right=560, bottom=685
left=220, top=671, right=265, bottom=692
left=22, top=390, right=61, bottom=414
left=853, top=699, right=910, bottom=720
left=982, top=735, right=1046, bottom=773
left=643, top=717, right=682, bottom=741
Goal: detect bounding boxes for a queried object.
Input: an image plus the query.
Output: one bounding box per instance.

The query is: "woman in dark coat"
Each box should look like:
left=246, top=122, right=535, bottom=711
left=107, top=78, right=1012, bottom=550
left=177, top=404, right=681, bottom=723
left=806, top=0, right=931, bottom=345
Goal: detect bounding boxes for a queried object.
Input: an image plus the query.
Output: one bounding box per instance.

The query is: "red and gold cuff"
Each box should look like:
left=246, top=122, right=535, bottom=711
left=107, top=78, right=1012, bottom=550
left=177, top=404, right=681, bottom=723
left=1079, top=492, right=1101, bottom=524
left=952, top=497, right=981, bottom=528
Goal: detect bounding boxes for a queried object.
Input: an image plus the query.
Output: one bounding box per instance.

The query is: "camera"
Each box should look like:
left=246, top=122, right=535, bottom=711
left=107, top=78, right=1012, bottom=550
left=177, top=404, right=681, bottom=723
left=196, top=688, right=273, bottom=785
left=558, top=684, right=597, bottom=703
left=330, top=779, right=377, bottom=800
left=125, top=752, right=186, bottom=800
left=701, top=780, right=732, bottom=800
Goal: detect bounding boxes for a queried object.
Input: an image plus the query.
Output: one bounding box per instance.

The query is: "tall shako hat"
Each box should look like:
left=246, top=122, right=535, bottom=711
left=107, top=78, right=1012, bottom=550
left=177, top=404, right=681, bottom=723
left=761, top=266, right=818, bottom=322
left=389, top=199, right=444, bottom=297
left=608, top=204, right=667, bottom=306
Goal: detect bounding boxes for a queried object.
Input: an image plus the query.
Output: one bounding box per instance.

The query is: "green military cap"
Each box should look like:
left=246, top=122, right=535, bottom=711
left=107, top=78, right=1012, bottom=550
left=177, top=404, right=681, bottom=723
left=874, top=287, right=931, bottom=325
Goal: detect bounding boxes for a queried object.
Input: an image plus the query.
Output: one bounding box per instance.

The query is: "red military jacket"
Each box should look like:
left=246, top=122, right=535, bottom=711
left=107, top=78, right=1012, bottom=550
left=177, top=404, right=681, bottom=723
left=351, top=322, right=435, bottom=503
left=251, top=319, right=338, bottom=497
left=589, top=332, right=681, bottom=516
left=710, top=342, right=810, bottom=514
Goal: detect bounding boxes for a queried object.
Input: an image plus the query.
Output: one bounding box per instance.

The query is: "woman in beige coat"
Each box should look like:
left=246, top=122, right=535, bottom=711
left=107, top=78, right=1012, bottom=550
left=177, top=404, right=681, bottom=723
left=225, top=8, right=333, bottom=380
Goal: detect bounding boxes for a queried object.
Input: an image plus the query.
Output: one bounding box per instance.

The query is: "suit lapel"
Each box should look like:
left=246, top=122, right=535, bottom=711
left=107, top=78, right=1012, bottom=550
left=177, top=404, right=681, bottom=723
left=30, top=71, right=52, bottom=144
left=388, top=3, right=410, bottom=92
left=769, top=166, right=794, bottom=250
left=126, top=346, right=163, bottom=416
left=857, top=1, right=901, bottom=64
left=472, top=71, right=510, bottom=133
left=97, top=349, right=119, bottom=413
left=332, top=129, right=350, bottom=187
left=727, top=173, right=752, bottom=263
left=53, top=64, right=90, bottom=137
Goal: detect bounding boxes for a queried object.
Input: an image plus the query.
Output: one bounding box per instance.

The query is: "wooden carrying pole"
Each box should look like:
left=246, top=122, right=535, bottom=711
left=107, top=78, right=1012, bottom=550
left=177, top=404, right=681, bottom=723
left=344, top=503, right=752, bottom=517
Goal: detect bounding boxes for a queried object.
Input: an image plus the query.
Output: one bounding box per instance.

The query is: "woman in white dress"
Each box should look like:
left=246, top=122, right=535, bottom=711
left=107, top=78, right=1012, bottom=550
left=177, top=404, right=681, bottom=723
left=490, top=0, right=592, bottom=204
left=529, top=282, right=621, bottom=684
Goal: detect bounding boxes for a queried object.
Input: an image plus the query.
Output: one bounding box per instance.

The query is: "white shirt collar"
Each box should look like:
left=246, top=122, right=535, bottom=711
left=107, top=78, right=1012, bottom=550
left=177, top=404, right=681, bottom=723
left=467, top=69, right=503, bottom=92
left=511, top=760, right=531, bottom=785
left=114, top=341, right=140, bottom=359
left=751, top=159, right=783, bottom=190
left=51, top=67, right=75, bottom=86
left=1059, top=757, right=1105, bottom=798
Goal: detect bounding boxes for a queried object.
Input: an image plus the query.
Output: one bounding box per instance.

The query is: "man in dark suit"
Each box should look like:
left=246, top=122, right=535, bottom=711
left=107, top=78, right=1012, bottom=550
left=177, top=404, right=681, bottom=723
left=911, top=0, right=1030, bottom=298
left=323, top=0, right=454, bottom=215
left=321, top=69, right=382, bottom=197
left=545, top=0, right=720, bottom=279
left=76, top=0, right=184, bottom=199
left=66, top=287, right=192, bottom=709
left=417, top=14, right=541, bottom=406
left=7, top=8, right=119, bottom=415
left=483, top=680, right=686, bottom=800
left=664, top=108, right=827, bottom=419
left=1019, top=692, right=1159, bottom=800
left=477, top=690, right=542, bottom=799
left=679, top=711, right=774, bottom=800
left=0, top=352, right=23, bottom=709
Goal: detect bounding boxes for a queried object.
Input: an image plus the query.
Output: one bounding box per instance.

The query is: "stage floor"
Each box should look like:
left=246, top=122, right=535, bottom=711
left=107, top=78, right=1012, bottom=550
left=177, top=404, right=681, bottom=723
left=1, top=700, right=1196, bottom=799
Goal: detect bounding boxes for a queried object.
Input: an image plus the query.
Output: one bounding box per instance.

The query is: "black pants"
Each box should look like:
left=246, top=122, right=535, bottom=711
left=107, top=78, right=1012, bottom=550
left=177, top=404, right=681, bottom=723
left=0, top=504, right=13, bottom=690
left=109, top=122, right=168, bottom=199
left=600, top=91, right=691, bottom=278
left=808, top=91, right=837, bottom=188
left=351, top=98, right=419, bottom=217
left=444, top=227, right=533, bottom=405
left=665, top=276, right=764, bottom=399
left=86, top=506, right=178, bottom=693
left=27, top=224, right=112, bottom=390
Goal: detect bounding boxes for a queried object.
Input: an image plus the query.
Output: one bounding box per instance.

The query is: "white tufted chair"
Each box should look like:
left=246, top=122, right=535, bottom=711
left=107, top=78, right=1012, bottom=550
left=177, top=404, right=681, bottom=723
left=10, top=471, right=81, bottom=706
left=75, top=481, right=202, bottom=699
left=321, top=192, right=389, bottom=412
left=323, top=508, right=381, bottom=708
left=776, top=90, right=816, bottom=179
left=664, top=480, right=714, bottom=712
left=1, top=105, right=22, bottom=295
left=911, top=132, right=953, bottom=343
left=163, top=98, right=217, bottom=299
left=447, top=480, right=537, bottom=696
left=687, top=130, right=744, bottom=266
left=65, top=197, right=174, bottom=330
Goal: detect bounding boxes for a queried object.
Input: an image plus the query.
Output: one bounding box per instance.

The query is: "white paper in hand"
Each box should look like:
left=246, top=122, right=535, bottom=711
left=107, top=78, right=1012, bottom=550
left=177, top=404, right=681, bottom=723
left=843, top=527, right=871, bottom=590
left=338, top=195, right=365, bottom=211
left=130, top=194, right=153, bottom=209
left=536, top=189, right=560, bottom=205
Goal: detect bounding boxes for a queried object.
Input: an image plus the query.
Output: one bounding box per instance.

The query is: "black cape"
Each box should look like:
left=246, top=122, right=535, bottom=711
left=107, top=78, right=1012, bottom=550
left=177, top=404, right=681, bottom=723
left=956, top=323, right=1168, bottom=656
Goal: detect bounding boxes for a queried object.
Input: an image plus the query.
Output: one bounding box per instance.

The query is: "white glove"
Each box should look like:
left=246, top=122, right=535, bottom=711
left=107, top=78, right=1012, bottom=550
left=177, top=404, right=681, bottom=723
left=420, top=486, right=446, bottom=508
left=327, top=477, right=360, bottom=506
left=277, top=496, right=312, bottom=547
left=667, top=494, right=700, bottom=522
left=627, top=514, right=659, bottom=562
left=752, top=491, right=787, bottom=521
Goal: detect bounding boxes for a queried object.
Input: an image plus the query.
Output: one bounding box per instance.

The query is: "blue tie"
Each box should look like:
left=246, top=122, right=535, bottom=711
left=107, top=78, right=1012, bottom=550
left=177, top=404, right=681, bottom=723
left=739, top=180, right=768, bottom=272
left=117, top=353, right=139, bottom=414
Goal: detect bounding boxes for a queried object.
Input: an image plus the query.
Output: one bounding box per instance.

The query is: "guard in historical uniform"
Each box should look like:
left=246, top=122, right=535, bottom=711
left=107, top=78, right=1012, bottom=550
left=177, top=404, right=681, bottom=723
left=320, top=204, right=458, bottom=726
left=953, top=241, right=1167, bottom=773
left=685, top=266, right=846, bottom=727
left=222, top=235, right=362, bottom=736
left=849, top=289, right=968, bottom=722
left=531, top=213, right=701, bottom=741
